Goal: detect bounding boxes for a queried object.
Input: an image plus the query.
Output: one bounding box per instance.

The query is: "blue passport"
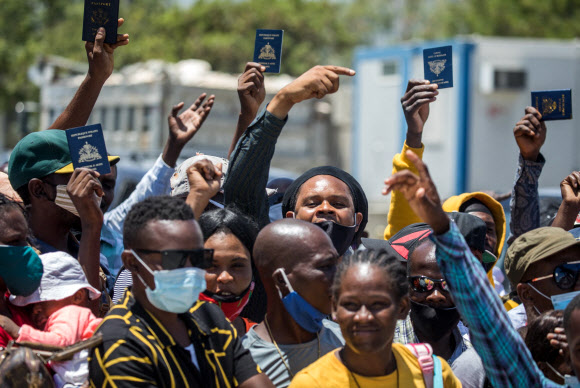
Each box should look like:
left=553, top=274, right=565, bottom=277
left=423, top=46, right=453, bottom=89
left=82, top=0, right=119, bottom=45
left=531, top=89, right=572, bottom=120
left=66, top=124, right=111, bottom=175
left=253, top=29, right=284, bottom=73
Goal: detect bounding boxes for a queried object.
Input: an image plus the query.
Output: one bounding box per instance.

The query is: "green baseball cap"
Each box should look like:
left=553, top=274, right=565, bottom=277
left=505, top=227, right=580, bottom=287
left=8, top=130, right=119, bottom=190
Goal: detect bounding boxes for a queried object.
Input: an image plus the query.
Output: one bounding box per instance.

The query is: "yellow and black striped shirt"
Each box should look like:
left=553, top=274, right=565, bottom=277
left=88, top=290, right=260, bottom=387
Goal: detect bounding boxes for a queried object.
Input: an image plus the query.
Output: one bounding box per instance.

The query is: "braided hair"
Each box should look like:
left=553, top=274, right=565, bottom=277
left=332, top=248, right=408, bottom=302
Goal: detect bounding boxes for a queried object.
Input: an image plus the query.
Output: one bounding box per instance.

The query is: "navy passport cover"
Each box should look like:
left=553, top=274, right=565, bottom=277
left=423, top=46, right=453, bottom=89
left=82, top=0, right=119, bottom=45
left=253, top=29, right=284, bottom=73
left=531, top=89, right=572, bottom=121
left=66, top=124, right=111, bottom=175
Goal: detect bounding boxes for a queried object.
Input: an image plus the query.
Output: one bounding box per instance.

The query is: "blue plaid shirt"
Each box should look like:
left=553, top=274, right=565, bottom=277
left=431, top=221, right=564, bottom=388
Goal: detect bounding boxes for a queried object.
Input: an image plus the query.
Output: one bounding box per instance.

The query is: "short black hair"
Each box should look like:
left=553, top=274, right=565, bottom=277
left=123, top=195, right=195, bottom=248
left=198, top=207, right=259, bottom=255
left=332, top=248, right=408, bottom=303
left=564, top=293, right=580, bottom=335
left=525, top=310, right=564, bottom=364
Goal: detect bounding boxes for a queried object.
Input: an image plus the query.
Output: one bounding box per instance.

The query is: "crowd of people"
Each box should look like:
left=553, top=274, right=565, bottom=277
left=0, top=19, right=579, bottom=388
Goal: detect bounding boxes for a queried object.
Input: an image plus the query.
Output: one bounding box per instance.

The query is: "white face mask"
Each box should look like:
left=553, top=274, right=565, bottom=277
left=132, top=250, right=206, bottom=314
left=54, top=185, right=101, bottom=217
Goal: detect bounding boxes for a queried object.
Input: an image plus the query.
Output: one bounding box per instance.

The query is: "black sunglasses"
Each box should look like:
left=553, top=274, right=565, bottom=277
left=527, top=261, right=580, bottom=290
left=134, top=249, right=214, bottom=270
left=409, top=275, right=448, bottom=293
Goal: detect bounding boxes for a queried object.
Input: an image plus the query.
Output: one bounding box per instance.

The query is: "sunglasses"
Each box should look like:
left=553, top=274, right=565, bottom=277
left=409, top=275, right=448, bottom=293
left=527, top=261, right=580, bottom=290
left=134, top=249, right=214, bottom=270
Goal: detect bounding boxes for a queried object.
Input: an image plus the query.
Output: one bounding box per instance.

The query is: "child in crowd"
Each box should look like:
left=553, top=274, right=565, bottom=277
left=0, top=251, right=102, bottom=387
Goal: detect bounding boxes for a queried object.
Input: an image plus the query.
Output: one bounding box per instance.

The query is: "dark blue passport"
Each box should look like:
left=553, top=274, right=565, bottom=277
left=423, top=46, right=453, bottom=89
left=253, top=29, right=284, bottom=73
left=66, top=124, right=111, bottom=175
left=82, top=0, right=119, bottom=45
left=531, top=89, right=572, bottom=120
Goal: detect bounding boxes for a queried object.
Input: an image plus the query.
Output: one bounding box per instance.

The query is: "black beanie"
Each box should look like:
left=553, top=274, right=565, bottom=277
left=281, top=166, right=368, bottom=245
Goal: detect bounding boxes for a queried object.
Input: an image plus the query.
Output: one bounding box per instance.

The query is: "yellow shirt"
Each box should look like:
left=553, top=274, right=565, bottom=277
left=289, top=343, right=462, bottom=388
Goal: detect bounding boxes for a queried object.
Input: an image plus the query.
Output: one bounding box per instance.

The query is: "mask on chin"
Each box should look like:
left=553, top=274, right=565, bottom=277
left=289, top=211, right=357, bottom=256
left=314, top=220, right=357, bottom=256
left=409, top=299, right=460, bottom=339
left=199, top=281, right=254, bottom=321
left=274, top=267, right=326, bottom=333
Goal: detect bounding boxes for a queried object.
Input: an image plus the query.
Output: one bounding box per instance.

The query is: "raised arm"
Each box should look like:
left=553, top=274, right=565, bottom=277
left=508, top=106, right=546, bottom=243
left=383, top=79, right=438, bottom=239
left=67, top=168, right=104, bottom=315
left=384, top=151, right=562, bottom=388
left=224, top=65, right=354, bottom=227
left=184, top=159, right=223, bottom=219
left=551, top=171, right=580, bottom=231
left=228, top=62, right=266, bottom=158
left=49, top=19, right=129, bottom=130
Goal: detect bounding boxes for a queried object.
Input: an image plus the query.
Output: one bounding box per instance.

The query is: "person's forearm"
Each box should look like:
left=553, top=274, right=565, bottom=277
left=49, top=74, right=106, bottom=130
left=161, top=138, right=184, bottom=168
left=79, top=223, right=103, bottom=315
left=552, top=201, right=580, bottom=231
left=508, top=153, right=544, bottom=243
left=266, top=92, right=294, bottom=120
left=185, top=192, right=210, bottom=220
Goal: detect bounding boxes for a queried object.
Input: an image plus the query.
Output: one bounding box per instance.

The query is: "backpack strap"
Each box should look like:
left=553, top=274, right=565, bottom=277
left=432, top=353, right=444, bottom=388
left=405, top=343, right=434, bottom=388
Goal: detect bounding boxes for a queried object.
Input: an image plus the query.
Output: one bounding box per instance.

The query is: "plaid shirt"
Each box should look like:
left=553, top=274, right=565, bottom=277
left=431, top=221, right=564, bottom=388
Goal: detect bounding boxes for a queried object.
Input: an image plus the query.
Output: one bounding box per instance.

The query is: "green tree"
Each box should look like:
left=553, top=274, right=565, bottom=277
left=422, top=0, right=580, bottom=39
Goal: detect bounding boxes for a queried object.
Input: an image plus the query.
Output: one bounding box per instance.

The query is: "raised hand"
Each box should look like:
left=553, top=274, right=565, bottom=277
left=513, top=106, right=547, bottom=162
left=238, top=62, right=266, bottom=120
left=168, top=93, right=215, bottom=146
left=67, top=168, right=104, bottom=226
left=552, top=171, right=580, bottom=230
left=268, top=65, right=355, bottom=119
left=547, top=327, right=569, bottom=358
left=163, top=93, right=215, bottom=167
left=185, top=159, right=223, bottom=218
left=401, top=79, right=439, bottom=148
left=383, top=150, right=449, bottom=234
left=85, top=18, right=130, bottom=83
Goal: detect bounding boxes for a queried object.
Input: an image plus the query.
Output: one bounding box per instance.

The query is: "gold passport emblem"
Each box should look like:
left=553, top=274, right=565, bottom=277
left=258, top=43, right=276, bottom=60
left=428, top=59, right=446, bottom=76
left=541, top=98, right=558, bottom=116
left=91, top=8, right=110, bottom=27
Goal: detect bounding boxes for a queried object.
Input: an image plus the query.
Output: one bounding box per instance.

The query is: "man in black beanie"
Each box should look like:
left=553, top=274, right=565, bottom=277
left=223, top=65, right=366, bottom=256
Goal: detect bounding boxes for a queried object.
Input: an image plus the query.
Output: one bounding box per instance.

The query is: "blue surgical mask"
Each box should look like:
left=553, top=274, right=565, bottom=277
left=528, top=283, right=580, bottom=311
left=274, top=267, right=326, bottom=333
left=551, top=290, right=580, bottom=311
left=269, top=203, right=284, bottom=222
left=0, top=245, right=43, bottom=296
left=132, top=250, right=206, bottom=314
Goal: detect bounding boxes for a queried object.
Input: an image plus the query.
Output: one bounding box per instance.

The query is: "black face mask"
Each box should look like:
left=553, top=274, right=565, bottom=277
left=409, top=299, right=460, bottom=339
left=315, top=220, right=356, bottom=256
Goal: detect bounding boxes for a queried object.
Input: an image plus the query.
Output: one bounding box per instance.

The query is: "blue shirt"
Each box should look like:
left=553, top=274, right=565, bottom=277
left=100, top=155, right=174, bottom=280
